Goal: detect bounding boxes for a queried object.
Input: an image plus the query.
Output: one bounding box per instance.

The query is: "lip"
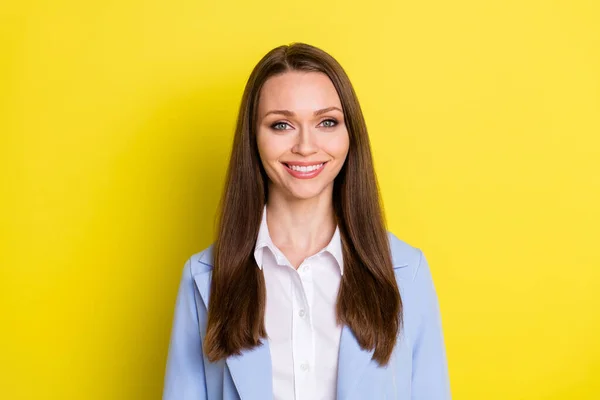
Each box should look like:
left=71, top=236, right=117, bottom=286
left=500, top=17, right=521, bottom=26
left=281, top=161, right=328, bottom=180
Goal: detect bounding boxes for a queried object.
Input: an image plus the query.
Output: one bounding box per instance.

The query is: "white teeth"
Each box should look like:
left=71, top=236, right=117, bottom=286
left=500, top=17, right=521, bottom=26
left=289, top=163, right=323, bottom=172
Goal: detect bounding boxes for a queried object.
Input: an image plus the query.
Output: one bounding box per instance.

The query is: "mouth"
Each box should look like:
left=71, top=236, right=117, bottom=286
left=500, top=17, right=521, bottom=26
left=281, top=161, right=328, bottom=179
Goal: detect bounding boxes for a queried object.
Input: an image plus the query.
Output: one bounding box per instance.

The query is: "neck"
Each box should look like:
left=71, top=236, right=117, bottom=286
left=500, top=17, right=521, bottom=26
left=265, top=186, right=337, bottom=256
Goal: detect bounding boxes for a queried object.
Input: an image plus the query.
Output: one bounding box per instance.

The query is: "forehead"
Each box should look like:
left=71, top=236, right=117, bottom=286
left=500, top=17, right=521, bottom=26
left=258, top=71, right=342, bottom=114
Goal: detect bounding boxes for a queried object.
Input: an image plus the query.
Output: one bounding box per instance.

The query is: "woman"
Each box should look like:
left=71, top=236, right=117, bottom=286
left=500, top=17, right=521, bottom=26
left=163, top=43, right=450, bottom=400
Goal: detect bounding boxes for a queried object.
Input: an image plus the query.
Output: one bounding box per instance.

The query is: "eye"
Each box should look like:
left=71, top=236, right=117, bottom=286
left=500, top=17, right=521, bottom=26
left=271, top=122, right=292, bottom=131
left=319, top=118, right=338, bottom=128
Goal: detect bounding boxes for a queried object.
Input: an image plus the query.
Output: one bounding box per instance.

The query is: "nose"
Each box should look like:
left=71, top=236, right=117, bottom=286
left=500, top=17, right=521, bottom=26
left=291, top=125, right=318, bottom=156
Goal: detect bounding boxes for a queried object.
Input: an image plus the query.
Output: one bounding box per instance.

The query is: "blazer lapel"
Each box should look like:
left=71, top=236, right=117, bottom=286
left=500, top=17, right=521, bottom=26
left=336, top=324, right=376, bottom=400
left=192, top=232, right=413, bottom=400
left=225, top=342, right=273, bottom=400
left=336, top=235, right=411, bottom=400
left=193, top=254, right=274, bottom=400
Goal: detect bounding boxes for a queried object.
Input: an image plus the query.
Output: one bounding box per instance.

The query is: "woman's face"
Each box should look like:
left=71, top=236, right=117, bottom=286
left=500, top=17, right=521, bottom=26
left=256, top=71, right=350, bottom=201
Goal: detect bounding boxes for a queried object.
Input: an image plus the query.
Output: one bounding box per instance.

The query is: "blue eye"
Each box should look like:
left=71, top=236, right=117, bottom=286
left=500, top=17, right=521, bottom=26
left=319, top=119, right=338, bottom=128
left=271, top=122, right=291, bottom=130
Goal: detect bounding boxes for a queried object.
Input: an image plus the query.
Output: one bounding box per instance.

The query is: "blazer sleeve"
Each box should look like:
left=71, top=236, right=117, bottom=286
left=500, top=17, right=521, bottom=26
left=411, top=250, right=451, bottom=399
left=163, top=259, right=208, bottom=400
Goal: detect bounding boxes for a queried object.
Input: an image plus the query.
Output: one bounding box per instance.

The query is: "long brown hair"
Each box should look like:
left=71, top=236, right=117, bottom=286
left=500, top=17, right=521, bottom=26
left=204, top=43, right=401, bottom=366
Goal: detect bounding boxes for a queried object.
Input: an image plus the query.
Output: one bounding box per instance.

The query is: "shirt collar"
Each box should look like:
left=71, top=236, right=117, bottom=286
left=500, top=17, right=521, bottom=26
left=253, top=205, right=344, bottom=275
left=254, top=205, right=283, bottom=268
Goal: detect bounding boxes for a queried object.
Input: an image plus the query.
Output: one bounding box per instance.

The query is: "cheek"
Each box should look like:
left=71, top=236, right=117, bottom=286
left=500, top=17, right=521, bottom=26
left=256, top=131, right=286, bottom=168
left=323, top=131, right=350, bottom=158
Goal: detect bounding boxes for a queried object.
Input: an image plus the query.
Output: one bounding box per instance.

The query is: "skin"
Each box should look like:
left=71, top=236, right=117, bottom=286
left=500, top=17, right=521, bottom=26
left=256, top=71, right=350, bottom=269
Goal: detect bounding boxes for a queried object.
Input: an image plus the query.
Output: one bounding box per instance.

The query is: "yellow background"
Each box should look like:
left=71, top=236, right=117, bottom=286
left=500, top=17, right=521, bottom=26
left=1, top=0, right=599, bottom=399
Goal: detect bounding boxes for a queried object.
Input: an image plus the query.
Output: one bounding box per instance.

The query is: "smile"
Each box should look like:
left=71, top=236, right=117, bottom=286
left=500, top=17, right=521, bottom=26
left=281, top=162, right=328, bottom=179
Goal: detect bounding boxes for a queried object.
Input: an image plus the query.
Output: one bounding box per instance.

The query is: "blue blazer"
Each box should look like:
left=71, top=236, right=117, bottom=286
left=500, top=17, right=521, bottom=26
left=163, top=232, right=451, bottom=399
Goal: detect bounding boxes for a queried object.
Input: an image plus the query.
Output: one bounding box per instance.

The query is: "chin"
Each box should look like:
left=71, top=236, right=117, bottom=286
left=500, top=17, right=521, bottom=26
left=285, top=184, right=330, bottom=201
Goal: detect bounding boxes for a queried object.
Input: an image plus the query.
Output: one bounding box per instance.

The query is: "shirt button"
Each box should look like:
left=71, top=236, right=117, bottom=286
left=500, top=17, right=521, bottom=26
left=300, top=363, right=310, bottom=371
left=298, top=309, right=306, bottom=317
left=303, top=265, right=311, bottom=272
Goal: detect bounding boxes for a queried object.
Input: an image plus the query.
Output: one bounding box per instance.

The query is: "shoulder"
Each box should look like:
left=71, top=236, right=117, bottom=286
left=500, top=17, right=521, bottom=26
left=387, top=230, right=425, bottom=282
left=186, top=245, right=215, bottom=276
left=387, top=231, right=442, bottom=335
left=387, top=230, right=438, bottom=316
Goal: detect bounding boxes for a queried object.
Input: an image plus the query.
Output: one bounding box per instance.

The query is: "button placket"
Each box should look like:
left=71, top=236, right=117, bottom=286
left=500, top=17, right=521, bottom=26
left=299, top=262, right=314, bottom=313
left=292, top=265, right=315, bottom=400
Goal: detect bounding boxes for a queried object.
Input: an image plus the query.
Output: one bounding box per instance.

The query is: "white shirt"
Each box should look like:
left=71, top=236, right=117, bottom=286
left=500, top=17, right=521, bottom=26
left=253, top=206, right=344, bottom=400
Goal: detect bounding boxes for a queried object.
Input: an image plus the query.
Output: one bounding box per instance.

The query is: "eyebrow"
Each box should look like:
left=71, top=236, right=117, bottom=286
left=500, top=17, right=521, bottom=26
left=263, top=106, right=343, bottom=118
